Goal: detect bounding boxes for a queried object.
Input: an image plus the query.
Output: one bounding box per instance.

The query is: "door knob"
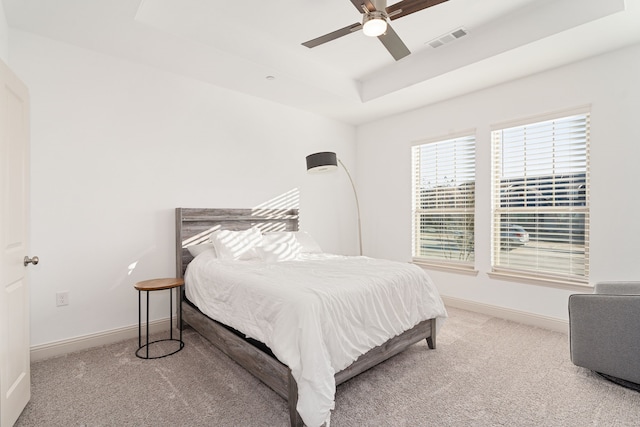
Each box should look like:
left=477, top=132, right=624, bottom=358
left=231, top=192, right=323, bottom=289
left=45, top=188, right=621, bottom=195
left=24, top=256, right=39, bottom=266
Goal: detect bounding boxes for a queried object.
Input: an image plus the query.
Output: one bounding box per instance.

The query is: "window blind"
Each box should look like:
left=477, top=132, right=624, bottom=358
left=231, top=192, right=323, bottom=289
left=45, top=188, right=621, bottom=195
left=491, top=113, right=590, bottom=281
left=412, top=135, right=476, bottom=265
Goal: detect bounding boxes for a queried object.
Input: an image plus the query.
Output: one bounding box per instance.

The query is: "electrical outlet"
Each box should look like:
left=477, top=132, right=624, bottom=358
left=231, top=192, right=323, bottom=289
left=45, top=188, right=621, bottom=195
left=56, top=291, right=69, bottom=307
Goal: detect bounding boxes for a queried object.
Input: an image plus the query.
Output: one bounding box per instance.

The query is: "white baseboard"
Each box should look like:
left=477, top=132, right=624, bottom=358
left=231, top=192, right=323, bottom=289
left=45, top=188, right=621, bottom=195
left=30, top=318, right=172, bottom=362
left=441, top=296, right=569, bottom=334
left=30, top=298, right=568, bottom=362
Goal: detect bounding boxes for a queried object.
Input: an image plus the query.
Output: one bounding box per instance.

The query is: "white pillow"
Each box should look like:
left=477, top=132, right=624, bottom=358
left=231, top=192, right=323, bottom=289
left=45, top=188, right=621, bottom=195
left=295, top=231, right=323, bottom=253
left=262, top=232, right=302, bottom=252
left=209, top=227, right=262, bottom=260
left=256, top=243, right=300, bottom=262
left=262, top=231, right=322, bottom=253
left=187, top=243, right=216, bottom=257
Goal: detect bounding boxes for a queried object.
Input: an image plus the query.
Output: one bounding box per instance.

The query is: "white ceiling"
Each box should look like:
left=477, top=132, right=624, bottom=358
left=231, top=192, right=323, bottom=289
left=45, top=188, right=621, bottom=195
left=4, top=0, right=640, bottom=125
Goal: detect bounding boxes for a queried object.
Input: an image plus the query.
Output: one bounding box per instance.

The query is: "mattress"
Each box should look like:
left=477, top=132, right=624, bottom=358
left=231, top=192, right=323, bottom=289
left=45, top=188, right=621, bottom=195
left=185, top=251, right=447, bottom=427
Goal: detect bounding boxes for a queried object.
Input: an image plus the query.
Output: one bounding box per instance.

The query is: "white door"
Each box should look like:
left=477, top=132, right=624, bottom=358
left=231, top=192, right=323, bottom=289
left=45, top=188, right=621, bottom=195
left=0, top=58, right=31, bottom=427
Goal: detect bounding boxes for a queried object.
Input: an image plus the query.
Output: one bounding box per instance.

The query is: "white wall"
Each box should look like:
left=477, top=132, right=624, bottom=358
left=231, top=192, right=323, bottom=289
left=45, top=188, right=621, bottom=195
left=10, top=30, right=358, bottom=347
left=0, top=1, right=8, bottom=62
left=357, top=43, right=640, bottom=323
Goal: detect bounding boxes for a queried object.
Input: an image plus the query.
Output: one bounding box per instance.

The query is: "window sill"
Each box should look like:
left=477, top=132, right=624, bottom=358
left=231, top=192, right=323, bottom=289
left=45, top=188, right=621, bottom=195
left=412, top=260, right=479, bottom=276
left=488, top=270, right=592, bottom=292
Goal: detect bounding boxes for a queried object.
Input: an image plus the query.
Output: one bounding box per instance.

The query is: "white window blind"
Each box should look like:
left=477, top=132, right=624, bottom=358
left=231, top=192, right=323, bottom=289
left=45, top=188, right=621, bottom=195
left=412, top=135, right=475, bottom=266
left=491, top=113, right=590, bottom=282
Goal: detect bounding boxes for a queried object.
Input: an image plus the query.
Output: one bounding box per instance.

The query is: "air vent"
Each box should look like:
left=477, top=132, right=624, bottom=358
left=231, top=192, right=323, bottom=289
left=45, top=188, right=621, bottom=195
left=427, top=27, right=467, bottom=48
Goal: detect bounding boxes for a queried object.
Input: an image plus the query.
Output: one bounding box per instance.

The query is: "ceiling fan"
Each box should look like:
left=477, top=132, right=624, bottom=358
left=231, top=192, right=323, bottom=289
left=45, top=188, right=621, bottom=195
left=302, top=0, right=449, bottom=61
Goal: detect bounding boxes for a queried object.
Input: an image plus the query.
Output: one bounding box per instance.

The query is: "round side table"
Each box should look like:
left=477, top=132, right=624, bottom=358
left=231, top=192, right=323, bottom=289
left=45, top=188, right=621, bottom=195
left=134, top=278, right=185, bottom=359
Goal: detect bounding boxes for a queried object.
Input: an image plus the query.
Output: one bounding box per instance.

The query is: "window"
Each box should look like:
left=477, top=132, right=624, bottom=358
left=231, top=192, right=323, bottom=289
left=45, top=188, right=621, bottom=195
left=491, top=112, right=590, bottom=283
left=412, top=135, right=476, bottom=267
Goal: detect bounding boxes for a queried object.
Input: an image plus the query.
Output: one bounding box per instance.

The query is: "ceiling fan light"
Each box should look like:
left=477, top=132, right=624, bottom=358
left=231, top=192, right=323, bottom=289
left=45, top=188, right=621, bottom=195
left=362, top=15, right=387, bottom=37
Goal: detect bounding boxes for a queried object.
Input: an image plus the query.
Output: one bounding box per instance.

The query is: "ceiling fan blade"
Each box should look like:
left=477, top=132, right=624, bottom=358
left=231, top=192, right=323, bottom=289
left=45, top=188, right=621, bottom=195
left=349, top=0, right=376, bottom=13
left=302, top=22, right=363, bottom=48
left=378, top=24, right=410, bottom=60
left=387, top=0, right=448, bottom=21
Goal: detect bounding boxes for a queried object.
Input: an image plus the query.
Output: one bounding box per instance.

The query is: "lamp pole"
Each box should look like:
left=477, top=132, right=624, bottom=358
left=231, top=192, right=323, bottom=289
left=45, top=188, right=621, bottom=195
left=306, top=152, right=363, bottom=256
left=338, top=159, right=363, bottom=256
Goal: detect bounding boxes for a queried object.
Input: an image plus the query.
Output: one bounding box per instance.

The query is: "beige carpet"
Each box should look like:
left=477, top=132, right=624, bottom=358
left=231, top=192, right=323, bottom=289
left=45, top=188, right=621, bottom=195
left=15, top=307, right=640, bottom=426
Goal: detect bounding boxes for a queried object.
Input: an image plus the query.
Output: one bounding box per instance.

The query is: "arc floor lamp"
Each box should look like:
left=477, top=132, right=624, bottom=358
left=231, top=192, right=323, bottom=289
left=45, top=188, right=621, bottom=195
left=306, top=151, right=363, bottom=256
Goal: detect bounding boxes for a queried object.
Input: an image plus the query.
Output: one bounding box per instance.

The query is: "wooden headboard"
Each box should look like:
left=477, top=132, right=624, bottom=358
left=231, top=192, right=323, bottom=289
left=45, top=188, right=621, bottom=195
left=175, top=208, right=299, bottom=278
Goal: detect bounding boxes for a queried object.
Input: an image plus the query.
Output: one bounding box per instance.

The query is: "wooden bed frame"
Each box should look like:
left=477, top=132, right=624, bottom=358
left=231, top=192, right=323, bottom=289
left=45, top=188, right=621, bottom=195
left=175, top=207, right=437, bottom=426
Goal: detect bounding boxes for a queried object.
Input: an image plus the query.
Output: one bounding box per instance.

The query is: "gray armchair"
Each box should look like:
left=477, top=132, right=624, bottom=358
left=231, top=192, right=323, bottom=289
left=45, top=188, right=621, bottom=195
left=568, top=281, right=640, bottom=388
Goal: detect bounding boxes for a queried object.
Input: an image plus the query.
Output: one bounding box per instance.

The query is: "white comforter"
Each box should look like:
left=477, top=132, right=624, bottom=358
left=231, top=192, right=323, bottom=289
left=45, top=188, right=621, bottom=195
left=185, top=252, right=447, bottom=427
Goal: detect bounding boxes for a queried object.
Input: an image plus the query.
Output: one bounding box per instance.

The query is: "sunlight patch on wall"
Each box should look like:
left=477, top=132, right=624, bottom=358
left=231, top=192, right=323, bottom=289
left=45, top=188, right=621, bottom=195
left=253, top=188, right=300, bottom=233
left=253, top=188, right=300, bottom=210
left=127, top=261, right=138, bottom=276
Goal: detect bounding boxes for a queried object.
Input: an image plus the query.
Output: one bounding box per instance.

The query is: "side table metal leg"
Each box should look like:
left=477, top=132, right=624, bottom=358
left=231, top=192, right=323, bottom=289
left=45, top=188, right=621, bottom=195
left=146, top=291, right=150, bottom=359
left=138, top=290, right=141, bottom=350
left=179, top=285, right=183, bottom=344
left=169, top=287, right=173, bottom=341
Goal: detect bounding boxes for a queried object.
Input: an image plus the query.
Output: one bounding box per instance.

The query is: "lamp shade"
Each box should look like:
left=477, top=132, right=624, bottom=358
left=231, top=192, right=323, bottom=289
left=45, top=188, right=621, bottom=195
left=306, top=152, right=338, bottom=173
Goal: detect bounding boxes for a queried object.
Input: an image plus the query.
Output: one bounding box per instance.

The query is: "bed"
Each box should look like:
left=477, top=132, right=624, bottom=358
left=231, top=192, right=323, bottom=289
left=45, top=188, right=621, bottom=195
left=175, top=208, right=447, bottom=426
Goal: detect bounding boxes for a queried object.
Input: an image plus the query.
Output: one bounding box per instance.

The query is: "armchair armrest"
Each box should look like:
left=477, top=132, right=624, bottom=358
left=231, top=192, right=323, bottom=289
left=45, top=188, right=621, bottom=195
left=568, top=293, right=640, bottom=384
left=594, top=281, right=640, bottom=295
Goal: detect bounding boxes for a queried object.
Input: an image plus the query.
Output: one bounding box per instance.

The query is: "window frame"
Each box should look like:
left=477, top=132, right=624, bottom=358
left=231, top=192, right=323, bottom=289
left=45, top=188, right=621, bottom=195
left=411, top=132, right=477, bottom=271
left=490, top=108, right=591, bottom=286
